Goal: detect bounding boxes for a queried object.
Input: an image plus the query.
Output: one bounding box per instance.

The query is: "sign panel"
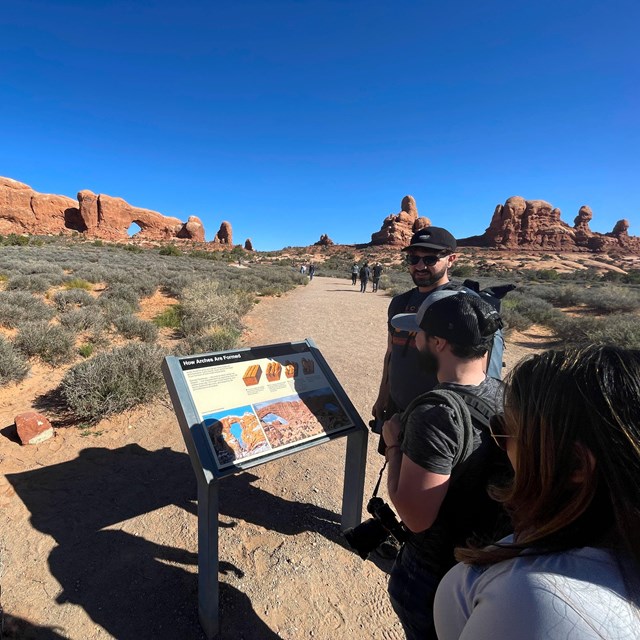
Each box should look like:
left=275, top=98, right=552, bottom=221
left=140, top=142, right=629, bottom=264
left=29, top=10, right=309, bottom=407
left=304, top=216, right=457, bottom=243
left=165, top=340, right=364, bottom=477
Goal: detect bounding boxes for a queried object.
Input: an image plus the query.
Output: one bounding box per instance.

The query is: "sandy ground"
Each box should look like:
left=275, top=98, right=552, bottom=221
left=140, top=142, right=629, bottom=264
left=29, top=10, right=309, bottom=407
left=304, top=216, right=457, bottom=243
left=0, top=277, right=554, bottom=639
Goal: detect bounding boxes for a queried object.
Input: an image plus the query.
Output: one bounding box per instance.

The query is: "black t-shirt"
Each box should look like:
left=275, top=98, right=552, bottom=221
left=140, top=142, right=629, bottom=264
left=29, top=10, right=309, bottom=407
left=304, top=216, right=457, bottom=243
left=400, top=377, right=507, bottom=577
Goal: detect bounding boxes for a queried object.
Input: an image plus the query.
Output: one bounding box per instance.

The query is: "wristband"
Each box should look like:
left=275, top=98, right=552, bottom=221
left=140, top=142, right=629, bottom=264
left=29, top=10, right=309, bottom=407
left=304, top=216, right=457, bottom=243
left=385, top=444, right=401, bottom=457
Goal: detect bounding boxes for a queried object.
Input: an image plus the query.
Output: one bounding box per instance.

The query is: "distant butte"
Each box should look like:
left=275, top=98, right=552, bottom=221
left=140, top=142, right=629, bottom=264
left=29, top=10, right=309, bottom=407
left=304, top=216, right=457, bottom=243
left=0, top=176, right=237, bottom=246
left=457, top=196, right=640, bottom=253
left=368, top=193, right=640, bottom=254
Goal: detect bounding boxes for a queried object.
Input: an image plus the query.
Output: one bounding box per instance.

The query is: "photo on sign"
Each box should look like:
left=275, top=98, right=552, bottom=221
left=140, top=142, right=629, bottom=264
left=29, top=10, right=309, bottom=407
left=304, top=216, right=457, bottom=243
left=203, top=405, right=271, bottom=465
left=252, top=387, right=352, bottom=448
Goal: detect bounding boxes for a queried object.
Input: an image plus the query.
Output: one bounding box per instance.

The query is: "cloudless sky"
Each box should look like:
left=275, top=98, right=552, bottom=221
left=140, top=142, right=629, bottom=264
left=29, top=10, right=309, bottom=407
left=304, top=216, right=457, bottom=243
left=2, top=1, right=639, bottom=250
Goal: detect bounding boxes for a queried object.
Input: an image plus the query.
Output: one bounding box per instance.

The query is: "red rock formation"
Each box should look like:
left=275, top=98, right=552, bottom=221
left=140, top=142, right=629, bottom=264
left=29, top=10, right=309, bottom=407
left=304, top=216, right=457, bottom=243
left=77, top=190, right=205, bottom=241
left=314, top=234, right=334, bottom=246
left=371, top=195, right=432, bottom=246
left=460, top=196, right=640, bottom=253
left=213, top=221, right=232, bottom=244
left=0, top=176, right=206, bottom=242
left=0, top=177, right=81, bottom=235
left=244, top=238, right=254, bottom=251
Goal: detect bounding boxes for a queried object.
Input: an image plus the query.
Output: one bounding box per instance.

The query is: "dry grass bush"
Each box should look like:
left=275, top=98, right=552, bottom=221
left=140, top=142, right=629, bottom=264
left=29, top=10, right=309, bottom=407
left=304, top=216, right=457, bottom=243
left=179, top=280, right=253, bottom=335
left=99, top=283, right=141, bottom=309
left=98, top=297, right=138, bottom=321
left=112, top=315, right=159, bottom=342
left=52, top=289, right=95, bottom=311
left=524, top=283, right=640, bottom=314
left=0, top=335, right=30, bottom=384
left=14, top=321, right=76, bottom=365
left=0, top=291, right=55, bottom=328
left=60, top=343, right=167, bottom=422
left=59, top=306, right=108, bottom=333
left=176, top=326, right=241, bottom=356
left=5, top=274, right=54, bottom=293
left=549, top=314, right=640, bottom=349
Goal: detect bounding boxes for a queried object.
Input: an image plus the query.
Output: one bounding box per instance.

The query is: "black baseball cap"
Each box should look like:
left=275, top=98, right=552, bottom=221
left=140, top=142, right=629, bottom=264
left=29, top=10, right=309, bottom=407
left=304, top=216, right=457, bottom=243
left=402, top=227, right=457, bottom=253
left=391, top=291, right=502, bottom=346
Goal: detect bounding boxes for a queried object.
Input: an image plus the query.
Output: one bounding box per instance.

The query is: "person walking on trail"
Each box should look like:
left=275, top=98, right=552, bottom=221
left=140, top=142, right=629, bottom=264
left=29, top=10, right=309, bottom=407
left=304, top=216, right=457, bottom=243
left=372, top=227, right=459, bottom=420
left=382, top=292, right=507, bottom=640
left=308, top=264, right=316, bottom=280
left=372, top=263, right=383, bottom=292
left=351, top=263, right=359, bottom=285
left=359, top=262, right=371, bottom=293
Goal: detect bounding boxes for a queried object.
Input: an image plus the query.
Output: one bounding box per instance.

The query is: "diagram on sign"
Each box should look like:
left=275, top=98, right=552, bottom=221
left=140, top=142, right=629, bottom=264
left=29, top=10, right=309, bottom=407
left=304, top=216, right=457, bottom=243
left=179, top=345, right=355, bottom=469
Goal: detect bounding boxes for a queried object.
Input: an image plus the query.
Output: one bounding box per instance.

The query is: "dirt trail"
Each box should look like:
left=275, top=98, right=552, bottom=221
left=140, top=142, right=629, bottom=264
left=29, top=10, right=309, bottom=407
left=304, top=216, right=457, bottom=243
left=1, top=277, right=405, bottom=640
left=0, top=276, right=554, bottom=640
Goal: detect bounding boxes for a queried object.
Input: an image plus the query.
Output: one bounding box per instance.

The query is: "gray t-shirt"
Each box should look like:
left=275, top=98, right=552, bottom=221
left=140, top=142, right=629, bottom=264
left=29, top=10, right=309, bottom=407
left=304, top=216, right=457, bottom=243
left=400, top=377, right=507, bottom=576
left=434, top=544, right=640, bottom=640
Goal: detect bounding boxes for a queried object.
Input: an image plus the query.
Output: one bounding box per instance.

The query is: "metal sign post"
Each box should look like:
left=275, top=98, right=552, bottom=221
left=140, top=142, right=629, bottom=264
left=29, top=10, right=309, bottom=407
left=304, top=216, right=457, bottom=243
left=162, top=339, right=368, bottom=638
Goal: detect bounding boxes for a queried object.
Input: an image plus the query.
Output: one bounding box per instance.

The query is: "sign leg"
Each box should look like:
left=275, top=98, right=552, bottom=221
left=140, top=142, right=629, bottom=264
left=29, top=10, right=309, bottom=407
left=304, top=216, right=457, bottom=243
left=198, top=479, right=219, bottom=639
left=341, top=430, right=368, bottom=530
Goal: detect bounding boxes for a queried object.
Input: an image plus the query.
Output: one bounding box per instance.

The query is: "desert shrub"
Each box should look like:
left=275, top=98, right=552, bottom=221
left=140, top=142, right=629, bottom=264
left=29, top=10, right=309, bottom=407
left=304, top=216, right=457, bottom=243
left=5, top=274, right=52, bottom=293
left=0, top=336, right=30, bottom=384
left=99, top=283, right=141, bottom=309
left=112, top=315, right=159, bottom=342
left=60, top=342, right=167, bottom=422
left=500, top=308, right=533, bottom=332
left=153, top=305, right=182, bottom=329
left=0, top=291, right=55, bottom=328
left=4, top=233, right=30, bottom=246
left=14, top=321, right=75, bottom=365
left=524, top=283, right=640, bottom=314
left=159, top=244, right=181, bottom=256
left=52, top=289, right=95, bottom=311
left=451, top=265, right=475, bottom=278
left=500, top=291, right=562, bottom=325
left=78, top=343, right=94, bottom=358
left=534, top=269, right=560, bottom=281
left=161, top=273, right=195, bottom=298
left=98, top=297, right=138, bottom=320
left=550, top=314, right=640, bottom=349
left=176, top=326, right=241, bottom=355
left=59, top=306, right=107, bottom=332
left=63, top=278, right=93, bottom=291
left=180, top=280, right=253, bottom=335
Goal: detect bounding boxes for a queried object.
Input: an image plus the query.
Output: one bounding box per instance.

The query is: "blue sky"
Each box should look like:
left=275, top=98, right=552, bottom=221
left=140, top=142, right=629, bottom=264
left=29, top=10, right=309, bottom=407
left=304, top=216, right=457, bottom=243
left=2, top=1, right=638, bottom=250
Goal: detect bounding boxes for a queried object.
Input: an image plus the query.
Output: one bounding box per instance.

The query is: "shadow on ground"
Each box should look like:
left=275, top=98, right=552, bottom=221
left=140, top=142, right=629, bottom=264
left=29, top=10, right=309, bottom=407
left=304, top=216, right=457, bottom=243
left=7, top=444, right=346, bottom=639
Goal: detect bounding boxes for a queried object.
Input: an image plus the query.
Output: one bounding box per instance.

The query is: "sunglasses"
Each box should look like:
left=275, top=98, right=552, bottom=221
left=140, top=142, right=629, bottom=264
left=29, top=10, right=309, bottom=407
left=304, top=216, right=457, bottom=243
left=488, top=414, right=515, bottom=451
left=405, top=253, right=448, bottom=266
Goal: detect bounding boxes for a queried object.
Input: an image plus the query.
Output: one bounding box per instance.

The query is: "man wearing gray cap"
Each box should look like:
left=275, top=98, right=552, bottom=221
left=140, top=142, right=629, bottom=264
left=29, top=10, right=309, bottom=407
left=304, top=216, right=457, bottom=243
left=381, top=291, right=508, bottom=640
left=372, top=227, right=459, bottom=422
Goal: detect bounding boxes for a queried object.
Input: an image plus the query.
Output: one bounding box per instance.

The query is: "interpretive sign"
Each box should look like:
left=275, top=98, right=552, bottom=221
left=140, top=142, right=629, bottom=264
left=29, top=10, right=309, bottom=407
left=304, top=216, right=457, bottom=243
left=166, top=339, right=363, bottom=477
left=162, top=339, right=368, bottom=639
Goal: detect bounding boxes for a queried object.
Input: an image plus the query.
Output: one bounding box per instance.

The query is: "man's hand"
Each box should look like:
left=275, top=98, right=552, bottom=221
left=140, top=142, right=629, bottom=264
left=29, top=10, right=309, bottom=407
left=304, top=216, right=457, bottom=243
left=382, top=413, right=402, bottom=449
left=372, top=395, right=388, bottom=421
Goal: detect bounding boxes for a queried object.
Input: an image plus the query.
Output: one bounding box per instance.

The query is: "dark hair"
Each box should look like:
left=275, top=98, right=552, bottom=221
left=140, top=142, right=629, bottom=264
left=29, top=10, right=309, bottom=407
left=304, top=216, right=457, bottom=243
left=457, top=345, right=640, bottom=578
left=449, top=336, right=492, bottom=360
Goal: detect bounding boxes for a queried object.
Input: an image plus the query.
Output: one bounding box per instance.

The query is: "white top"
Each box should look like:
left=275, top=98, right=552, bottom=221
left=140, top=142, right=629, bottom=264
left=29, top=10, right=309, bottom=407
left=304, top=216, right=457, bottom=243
left=434, top=545, right=640, bottom=640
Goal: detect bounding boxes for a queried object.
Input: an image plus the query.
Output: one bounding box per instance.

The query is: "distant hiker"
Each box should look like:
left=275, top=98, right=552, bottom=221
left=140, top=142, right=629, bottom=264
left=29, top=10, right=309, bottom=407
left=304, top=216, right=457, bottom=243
left=372, top=263, right=383, bottom=292
left=359, top=262, right=370, bottom=293
left=351, top=263, right=359, bottom=285
left=309, top=264, right=316, bottom=280
left=300, top=265, right=306, bottom=275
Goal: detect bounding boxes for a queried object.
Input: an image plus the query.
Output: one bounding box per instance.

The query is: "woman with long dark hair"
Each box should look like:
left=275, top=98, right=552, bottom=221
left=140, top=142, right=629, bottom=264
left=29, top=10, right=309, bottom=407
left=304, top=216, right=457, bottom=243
left=434, top=345, right=640, bottom=639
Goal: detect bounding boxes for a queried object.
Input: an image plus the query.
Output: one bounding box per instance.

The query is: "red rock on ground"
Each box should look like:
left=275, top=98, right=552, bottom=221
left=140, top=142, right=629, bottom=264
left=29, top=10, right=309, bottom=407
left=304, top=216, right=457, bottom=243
left=15, top=412, right=54, bottom=446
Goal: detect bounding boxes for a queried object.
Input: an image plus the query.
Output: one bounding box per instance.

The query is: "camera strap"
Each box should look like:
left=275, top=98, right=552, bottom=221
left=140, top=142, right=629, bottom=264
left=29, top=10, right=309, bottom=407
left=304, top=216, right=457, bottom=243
left=371, top=461, right=387, bottom=499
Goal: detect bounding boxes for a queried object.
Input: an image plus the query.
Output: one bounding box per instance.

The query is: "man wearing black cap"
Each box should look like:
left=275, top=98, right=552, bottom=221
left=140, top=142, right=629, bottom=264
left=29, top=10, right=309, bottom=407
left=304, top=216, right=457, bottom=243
left=381, top=291, right=507, bottom=640
left=372, top=227, right=459, bottom=422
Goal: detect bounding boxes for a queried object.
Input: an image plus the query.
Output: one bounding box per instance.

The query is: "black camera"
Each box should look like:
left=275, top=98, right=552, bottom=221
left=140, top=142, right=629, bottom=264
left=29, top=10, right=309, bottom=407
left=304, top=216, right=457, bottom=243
left=344, top=496, right=408, bottom=560
left=369, top=418, right=388, bottom=455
